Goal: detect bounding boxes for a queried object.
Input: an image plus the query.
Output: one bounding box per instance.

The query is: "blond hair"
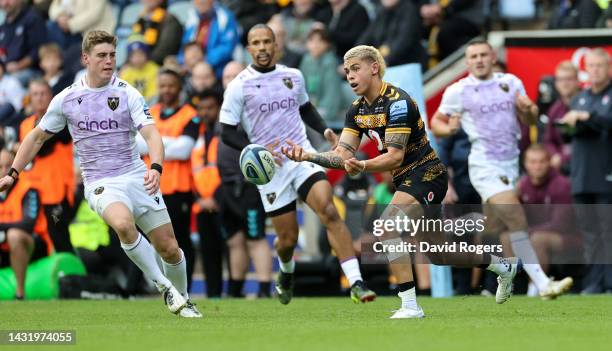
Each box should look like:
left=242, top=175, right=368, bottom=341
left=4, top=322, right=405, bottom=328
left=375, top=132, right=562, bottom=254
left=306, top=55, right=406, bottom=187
left=39, top=43, right=62, bottom=60
left=555, top=60, right=578, bottom=78
left=82, top=30, right=117, bottom=54
left=344, top=45, right=386, bottom=78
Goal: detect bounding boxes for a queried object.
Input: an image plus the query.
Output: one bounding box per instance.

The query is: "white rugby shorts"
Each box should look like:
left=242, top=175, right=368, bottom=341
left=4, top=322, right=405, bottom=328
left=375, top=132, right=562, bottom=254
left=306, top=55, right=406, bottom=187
left=84, top=165, right=171, bottom=234
left=468, top=156, right=519, bottom=202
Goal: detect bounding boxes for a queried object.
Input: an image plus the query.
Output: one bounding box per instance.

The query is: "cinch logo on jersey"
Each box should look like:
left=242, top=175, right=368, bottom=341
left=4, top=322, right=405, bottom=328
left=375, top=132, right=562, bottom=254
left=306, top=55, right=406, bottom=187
left=479, top=101, right=514, bottom=114
left=77, top=116, right=119, bottom=131
left=258, top=97, right=297, bottom=113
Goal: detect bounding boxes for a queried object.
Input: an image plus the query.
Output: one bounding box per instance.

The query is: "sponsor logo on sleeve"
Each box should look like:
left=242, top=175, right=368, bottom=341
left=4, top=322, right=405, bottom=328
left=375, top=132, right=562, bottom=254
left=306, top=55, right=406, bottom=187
left=389, top=100, right=408, bottom=122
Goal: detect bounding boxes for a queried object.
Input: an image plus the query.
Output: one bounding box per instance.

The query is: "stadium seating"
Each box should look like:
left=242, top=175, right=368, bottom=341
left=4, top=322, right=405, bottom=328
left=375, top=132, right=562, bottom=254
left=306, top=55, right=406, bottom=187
left=168, top=1, right=193, bottom=26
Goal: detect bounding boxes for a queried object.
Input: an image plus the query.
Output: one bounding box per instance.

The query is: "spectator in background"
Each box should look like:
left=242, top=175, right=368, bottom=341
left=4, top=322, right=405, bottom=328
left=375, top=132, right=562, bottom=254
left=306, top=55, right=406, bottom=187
left=181, top=42, right=205, bottom=77
left=224, top=0, right=277, bottom=45
left=316, top=0, right=369, bottom=62
left=0, top=61, right=25, bottom=128
left=19, top=79, right=74, bottom=253
left=186, top=61, right=223, bottom=107
left=437, top=123, right=483, bottom=295
left=0, top=0, right=48, bottom=86
left=180, top=0, right=239, bottom=78
left=549, top=0, right=603, bottom=29
left=0, top=148, right=52, bottom=300
left=515, top=144, right=579, bottom=290
left=119, top=38, right=159, bottom=103
left=420, top=0, right=483, bottom=64
left=38, top=43, right=74, bottom=96
left=137, top=68, right=199, bottom=290
left=299, top=28, right=343, bottom=124
left=222, top=60, right=245, bottom=88
left=358, top=0, right=425, bottom=67
left=597, top=5, right=612, bottom=28
left=279, top=0, right=323, bottom=56
left=132, top=0, right=183, bottom=66
left=267, top=16, right=302, bottom=68
left=543, top=61, right=580, bottom=173
left=48, top=0, right=116, bottom=50
left=560, top=48, right=612, bottom=294
left=191, top=89, right=224, bottom=298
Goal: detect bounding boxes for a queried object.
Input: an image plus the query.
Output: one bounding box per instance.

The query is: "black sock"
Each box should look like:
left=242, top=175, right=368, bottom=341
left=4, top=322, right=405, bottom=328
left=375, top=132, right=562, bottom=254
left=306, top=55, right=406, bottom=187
left=258, top=281, right=271, bottom=297
left=398, top=281, right=416, bottom=293
left=229, top=279, right=245, bottom=298
left=416, top=288, right=431, bottom=296
left=478, top=254, right=492, bottom=268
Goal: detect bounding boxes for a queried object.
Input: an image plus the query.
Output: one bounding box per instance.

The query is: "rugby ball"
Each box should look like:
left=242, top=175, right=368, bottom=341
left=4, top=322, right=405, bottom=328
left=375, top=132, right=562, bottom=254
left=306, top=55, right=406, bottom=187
left=239, top=144, right=276, bottom=185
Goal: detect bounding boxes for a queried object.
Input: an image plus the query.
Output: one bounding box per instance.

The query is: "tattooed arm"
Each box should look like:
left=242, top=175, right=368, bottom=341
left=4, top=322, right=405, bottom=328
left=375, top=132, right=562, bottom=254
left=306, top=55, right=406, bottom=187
left=345, top=131, right=409, bottom=175
left=281, top=130, right=360, bottom=169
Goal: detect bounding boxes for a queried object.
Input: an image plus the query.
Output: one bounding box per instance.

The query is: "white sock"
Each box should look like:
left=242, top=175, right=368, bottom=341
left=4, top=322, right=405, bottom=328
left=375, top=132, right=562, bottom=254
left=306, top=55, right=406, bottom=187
left=398, top=287, right=418, bottom=310
left=162, top=249, right=189, bottom=299
left=510, top=231, right=550, bottom=290
left=527, top=281, right=539, bottom=297
left=121, top=233, right=171, bottom=291
left=340, top=257, right=362, bottom=286
left=278, top=258, right=295, bottom=273
left=486, top=255, right=509, bottom=275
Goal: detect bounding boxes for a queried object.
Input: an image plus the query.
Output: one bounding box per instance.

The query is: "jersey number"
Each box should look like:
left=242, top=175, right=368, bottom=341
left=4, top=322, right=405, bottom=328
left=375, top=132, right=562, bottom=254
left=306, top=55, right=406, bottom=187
left=367, top=130, right=384, bottom=151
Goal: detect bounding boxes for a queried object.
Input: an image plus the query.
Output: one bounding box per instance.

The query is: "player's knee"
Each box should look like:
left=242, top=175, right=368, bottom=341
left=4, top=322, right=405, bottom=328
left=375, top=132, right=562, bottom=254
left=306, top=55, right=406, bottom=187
left=7, top=230, right=32, bottom=247
left=530, top=232, right=548, bottom=248
left=112, top=218, right=137, bottom=237
left=317, top=202, right=340, bottom=226
left=158, top=239, right=181, bottom=262
left=275, top=232, right=298, bottom=250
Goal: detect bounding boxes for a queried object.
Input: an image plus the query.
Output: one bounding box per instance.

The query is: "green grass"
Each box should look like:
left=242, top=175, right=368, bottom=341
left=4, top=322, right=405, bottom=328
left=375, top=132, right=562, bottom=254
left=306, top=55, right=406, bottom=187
left=0, top=296, right=611, bottom=351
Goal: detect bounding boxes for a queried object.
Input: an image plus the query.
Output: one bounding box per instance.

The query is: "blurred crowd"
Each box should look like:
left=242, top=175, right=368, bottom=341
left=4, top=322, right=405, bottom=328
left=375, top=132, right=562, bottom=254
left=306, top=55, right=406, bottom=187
left=0, top=0, right=611, bottom=298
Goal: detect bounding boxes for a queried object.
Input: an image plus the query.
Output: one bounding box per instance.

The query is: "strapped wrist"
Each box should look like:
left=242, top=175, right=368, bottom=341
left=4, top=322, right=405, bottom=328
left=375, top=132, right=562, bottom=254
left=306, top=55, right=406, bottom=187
left=150, top=163, right=163, bottom=174
left=7, top=167, right=19, bottom=181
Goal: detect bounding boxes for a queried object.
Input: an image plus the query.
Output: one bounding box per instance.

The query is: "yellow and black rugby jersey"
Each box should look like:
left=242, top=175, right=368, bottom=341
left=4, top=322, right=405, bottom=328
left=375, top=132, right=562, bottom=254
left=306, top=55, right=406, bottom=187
left=343, top=82, right=441, bottom=180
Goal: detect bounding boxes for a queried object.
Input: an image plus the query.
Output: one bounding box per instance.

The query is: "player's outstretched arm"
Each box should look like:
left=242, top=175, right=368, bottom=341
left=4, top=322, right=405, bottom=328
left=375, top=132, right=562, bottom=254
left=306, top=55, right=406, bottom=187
left=345, top=132, right=408, bottom=175
left=515, top=91, right=539, bottom=125
left=431, top=111, right=461, bottom=137
left=0, top=127, right=53, bottom=191
left=281, top=130, right=360, bottom=169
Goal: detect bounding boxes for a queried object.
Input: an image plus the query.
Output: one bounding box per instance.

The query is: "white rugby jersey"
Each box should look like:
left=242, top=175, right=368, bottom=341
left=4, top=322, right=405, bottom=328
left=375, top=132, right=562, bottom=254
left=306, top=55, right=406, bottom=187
left=219, top=64, right=313, bottom=155
left=438, top=73, right=527, bottom=162
left=38, top=75, right=155, bottom=184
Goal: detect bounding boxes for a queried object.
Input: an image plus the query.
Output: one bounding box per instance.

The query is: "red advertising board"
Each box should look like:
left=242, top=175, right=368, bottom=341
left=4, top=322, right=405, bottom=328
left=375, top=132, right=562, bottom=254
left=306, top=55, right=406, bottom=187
left=506, top=37, right=612, bottom=99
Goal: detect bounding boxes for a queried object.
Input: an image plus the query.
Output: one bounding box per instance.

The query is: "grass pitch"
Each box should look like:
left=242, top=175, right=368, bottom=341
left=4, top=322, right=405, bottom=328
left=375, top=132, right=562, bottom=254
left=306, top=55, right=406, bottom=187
left=1, top=295, right=610, bottom=351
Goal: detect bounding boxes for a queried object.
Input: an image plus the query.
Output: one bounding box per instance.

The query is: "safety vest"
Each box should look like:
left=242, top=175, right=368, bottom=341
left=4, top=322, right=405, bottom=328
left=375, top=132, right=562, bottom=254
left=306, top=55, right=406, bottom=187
left=0, top=180, right=53, bottom=255
left=143, top=104, right=196, bottom=194
left=19, top=114, right=75, bottom=206
left=192, top=134, right=221, bottom=198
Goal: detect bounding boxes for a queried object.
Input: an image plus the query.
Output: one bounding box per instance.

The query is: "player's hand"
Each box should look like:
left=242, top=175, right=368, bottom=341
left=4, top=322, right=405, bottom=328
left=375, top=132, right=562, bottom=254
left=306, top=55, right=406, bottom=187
left=281, top=140, right=309, bottom=162
left=324, top=128, right=339, bottom=149
left=0, top=175, right=15, bottom=192
left=265, top=139, right=284, bottom=166
left=344, top=157, right=365, bottom=176
left=443, top=182, right=458, bottom=205
left=559, top=110, right=580, bottom=127
left=448, top=113, right=461, bottom=134
left=515, top=91, right=534, bottom=113
left=144, top=169, right=160, bottom=195
left=198, top=198, right=218, bottom=212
